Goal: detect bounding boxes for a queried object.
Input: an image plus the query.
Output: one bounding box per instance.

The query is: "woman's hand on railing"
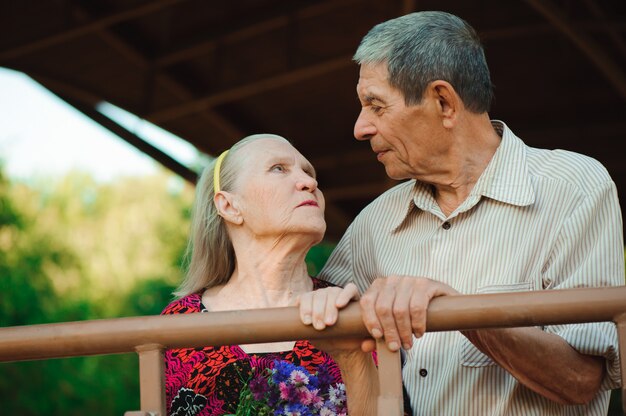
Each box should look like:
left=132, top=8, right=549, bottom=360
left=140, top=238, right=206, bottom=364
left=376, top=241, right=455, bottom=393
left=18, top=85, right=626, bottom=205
left=297, top=283, right=368, bottom=353
left=298, top=283, right=359, bottom=330
left=297, top=283, right=380, bottom=415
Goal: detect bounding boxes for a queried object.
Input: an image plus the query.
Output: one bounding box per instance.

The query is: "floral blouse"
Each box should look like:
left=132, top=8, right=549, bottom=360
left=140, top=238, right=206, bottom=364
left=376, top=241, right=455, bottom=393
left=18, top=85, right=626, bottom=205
left=161, top=277, right=344, bottom=416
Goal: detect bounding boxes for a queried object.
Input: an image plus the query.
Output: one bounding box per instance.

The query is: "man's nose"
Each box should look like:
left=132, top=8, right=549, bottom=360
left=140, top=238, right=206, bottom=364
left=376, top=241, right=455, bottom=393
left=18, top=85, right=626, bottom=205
left=354, top=109, right=376, bottom=141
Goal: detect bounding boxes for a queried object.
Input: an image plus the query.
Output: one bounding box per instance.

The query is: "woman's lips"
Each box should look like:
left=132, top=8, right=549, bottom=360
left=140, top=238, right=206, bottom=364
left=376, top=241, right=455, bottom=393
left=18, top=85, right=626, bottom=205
left=297, top=200, right=319, bottom=208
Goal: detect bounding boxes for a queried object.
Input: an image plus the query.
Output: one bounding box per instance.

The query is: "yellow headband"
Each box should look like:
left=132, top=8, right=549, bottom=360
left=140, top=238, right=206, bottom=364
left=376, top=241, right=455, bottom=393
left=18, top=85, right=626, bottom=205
left=213, top=150, right=229, bottom=194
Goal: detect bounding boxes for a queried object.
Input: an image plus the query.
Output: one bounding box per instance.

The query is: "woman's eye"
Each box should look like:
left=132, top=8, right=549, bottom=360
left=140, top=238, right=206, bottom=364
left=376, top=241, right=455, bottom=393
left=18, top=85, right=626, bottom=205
left=270, top=164, right=285, bottom=172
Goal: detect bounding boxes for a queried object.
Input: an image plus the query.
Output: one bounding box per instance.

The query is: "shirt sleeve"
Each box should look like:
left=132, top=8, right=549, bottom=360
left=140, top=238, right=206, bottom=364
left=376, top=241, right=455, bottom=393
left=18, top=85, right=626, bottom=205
left=542, top=180, right=624, bottom=390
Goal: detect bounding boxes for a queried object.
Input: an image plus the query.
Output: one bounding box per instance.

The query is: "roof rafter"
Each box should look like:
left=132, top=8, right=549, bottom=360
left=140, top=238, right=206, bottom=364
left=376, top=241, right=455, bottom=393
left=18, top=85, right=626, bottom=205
left=59, top=93, right=199, bottom=184
left=582, top=0, right=626, bottom=59
left=402, top=0, right=416, bottom=15
left=153, top=0, right=361, bottom=68
left=525, top=0, right=626, bottom=100
left=148, top=55, right=353, bottom=123
left=0, top=0, right=189, bottom=62
left=69, top=3, right=244, bottom=147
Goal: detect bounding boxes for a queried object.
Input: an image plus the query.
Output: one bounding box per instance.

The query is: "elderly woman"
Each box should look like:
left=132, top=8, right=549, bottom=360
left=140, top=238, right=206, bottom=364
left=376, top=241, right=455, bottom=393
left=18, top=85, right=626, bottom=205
left=161, top=134, right=376, bottom=416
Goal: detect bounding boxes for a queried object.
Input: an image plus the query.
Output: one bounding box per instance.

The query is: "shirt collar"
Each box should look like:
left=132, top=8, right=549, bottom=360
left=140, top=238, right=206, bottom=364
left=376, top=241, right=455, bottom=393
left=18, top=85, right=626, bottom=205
left=391, top=120, right=535, bottom=232
left=470, top=120, right=535, bottom=207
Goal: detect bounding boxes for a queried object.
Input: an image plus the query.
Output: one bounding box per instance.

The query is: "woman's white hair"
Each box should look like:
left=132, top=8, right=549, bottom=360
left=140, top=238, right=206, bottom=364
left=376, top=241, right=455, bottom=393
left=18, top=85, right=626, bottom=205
left=174, top=133, right=288, bottom=298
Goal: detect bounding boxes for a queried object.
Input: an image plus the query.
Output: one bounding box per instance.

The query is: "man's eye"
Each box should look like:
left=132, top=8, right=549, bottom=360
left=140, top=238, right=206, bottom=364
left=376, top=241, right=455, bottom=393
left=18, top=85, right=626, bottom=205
left=371, top=105, right=382, bottom=114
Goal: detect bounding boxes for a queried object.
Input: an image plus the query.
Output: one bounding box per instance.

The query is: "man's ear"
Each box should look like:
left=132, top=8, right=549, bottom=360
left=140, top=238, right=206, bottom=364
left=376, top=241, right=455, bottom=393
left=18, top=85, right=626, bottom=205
left=429, top=80, right=460, bottom=129
left=214, top=191, right=243, bottom=225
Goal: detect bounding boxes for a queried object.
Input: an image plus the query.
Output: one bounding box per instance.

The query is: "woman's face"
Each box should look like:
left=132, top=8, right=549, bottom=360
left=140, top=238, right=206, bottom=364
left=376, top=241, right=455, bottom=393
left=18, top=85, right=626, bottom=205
left=231, top=138, right=326, bottom=244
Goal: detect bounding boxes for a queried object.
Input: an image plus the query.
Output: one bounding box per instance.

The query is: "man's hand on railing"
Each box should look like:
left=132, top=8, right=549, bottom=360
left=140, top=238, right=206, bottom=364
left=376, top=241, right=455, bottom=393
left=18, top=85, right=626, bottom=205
left=359, top=275, right=459, bottom=352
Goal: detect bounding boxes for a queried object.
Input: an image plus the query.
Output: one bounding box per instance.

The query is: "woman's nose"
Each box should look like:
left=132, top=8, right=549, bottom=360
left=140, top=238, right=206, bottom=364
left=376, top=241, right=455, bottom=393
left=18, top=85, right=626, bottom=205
left=296, top=173, right=318, bottom=193
left=354, top=109, right=376, bottom=141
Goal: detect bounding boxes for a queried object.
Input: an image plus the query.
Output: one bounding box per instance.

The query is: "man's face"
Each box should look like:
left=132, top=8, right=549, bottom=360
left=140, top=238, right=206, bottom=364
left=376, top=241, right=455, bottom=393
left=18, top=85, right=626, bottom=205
left=354, top=63, right=449, bottom=181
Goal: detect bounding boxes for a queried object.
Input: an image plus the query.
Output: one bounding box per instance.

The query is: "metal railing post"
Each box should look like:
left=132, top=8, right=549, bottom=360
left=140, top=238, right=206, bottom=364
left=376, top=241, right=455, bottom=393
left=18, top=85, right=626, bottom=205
left=376, top=339, right=403, bottom=415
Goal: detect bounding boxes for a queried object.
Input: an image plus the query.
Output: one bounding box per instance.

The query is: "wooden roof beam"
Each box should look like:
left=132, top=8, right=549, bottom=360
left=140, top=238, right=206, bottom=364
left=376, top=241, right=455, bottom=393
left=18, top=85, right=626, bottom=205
left=402, top=0, right=416, bottom=15
left=57, top=94, right=198, bottom=185
left=27, top=73, right=103, bottom=106
left=525, top=0, right=626, bottom=101
left=0, top=0, right=189, bottom=62
left=68, top=4, right=244, bottom=143
left=153, top=0, right=361, bottom=68
left=479, top=21, right=626, bottom=42
left=582, top=0, right=626, bottom=59
left=148, top=55, right=353, bottom=123
left=155, top=17, right=626, bottom=69
left=95, top=33, right=244, bottom=143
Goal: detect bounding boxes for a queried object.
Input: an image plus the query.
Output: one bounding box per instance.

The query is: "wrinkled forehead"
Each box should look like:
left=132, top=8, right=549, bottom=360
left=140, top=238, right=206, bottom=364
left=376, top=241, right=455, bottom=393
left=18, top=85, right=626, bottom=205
left=231, top=137, right=315, bottom=187
left=236, top=136, right=298, bottom=164
left=356, top=63, right=394, bottom=95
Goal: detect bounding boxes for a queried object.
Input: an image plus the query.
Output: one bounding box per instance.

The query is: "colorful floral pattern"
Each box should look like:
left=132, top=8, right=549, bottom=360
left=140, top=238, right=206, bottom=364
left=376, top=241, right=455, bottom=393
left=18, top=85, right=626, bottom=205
left=232, top=359, right=346, bottom=415
left=162, top=278, right=343, bottom=416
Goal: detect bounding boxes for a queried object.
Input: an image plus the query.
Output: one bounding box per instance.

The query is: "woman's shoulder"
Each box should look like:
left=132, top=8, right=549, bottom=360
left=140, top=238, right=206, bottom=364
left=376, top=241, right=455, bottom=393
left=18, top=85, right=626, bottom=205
left=161, top=292, right=204, bottom=315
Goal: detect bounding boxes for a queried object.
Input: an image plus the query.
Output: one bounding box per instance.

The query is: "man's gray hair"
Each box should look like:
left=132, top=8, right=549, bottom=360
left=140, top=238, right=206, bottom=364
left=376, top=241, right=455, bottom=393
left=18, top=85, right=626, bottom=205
left=353, top=11, right=493, bottom=113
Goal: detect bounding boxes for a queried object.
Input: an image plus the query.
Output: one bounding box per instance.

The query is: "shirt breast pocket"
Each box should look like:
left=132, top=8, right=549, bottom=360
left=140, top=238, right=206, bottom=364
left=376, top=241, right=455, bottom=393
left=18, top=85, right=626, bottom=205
left=460, top=281, right=534, bottom=368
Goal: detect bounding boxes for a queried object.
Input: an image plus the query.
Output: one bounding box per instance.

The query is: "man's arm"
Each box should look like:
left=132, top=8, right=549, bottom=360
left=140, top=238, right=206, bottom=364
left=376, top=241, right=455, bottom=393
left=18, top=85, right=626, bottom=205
left=462, top=327, right=604, bottom=404
left=359, top=276, right=606, bottom=405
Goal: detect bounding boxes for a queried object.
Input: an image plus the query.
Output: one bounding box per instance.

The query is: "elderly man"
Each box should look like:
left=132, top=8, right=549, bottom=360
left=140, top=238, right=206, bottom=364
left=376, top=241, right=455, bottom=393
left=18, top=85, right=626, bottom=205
left=319, top=11, right=623, bottom=415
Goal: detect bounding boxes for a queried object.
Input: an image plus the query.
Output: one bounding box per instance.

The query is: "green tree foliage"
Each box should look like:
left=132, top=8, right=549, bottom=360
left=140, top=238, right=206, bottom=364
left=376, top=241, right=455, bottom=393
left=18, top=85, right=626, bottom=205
left=305, top=242, right=336, bottom=277
left=0, top=168, right=193, bottom=414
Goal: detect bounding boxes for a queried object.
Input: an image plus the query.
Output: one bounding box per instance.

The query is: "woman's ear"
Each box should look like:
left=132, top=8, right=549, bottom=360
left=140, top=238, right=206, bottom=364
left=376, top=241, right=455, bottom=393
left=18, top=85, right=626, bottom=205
left=214, top=191, right=243, bottom=225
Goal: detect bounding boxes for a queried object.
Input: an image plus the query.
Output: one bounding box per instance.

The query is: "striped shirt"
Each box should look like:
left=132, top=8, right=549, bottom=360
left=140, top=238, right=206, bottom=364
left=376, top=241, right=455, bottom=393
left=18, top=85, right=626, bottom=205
left=320, top=121, right=623, bottom=415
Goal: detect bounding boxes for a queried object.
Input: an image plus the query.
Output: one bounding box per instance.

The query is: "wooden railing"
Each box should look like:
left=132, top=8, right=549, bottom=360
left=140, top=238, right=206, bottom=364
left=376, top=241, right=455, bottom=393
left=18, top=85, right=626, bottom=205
left=1, top=286, right=626, bottom=415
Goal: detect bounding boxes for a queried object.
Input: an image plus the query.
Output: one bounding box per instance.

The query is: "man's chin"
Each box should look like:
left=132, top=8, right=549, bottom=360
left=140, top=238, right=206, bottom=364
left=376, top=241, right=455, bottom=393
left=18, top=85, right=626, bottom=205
left=383, top=166, right=410, bottom=181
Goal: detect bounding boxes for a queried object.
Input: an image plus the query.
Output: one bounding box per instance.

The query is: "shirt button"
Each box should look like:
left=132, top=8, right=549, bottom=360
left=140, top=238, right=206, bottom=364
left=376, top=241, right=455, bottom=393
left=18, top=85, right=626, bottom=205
left=419, top=368, right=428, bottom=377
left=442, top=221, right=451, bottom=230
